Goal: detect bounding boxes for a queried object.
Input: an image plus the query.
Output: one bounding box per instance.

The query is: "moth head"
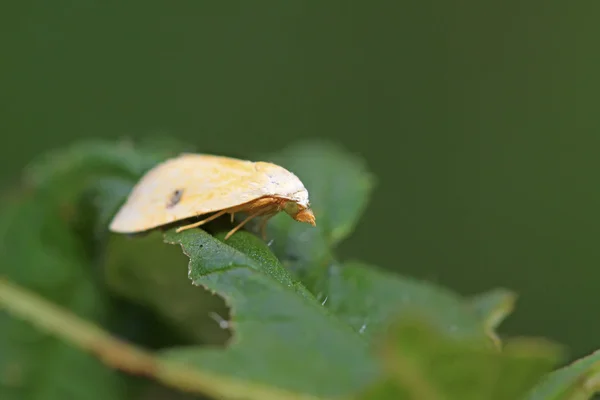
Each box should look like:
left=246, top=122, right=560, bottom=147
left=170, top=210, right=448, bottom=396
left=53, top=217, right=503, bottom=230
left=284, top=201, right=316, bottom=226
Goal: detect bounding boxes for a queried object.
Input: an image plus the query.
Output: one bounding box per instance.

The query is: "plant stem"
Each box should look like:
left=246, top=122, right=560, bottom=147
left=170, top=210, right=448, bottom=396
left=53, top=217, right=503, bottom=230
left=0, top=278, right=322, bottom=400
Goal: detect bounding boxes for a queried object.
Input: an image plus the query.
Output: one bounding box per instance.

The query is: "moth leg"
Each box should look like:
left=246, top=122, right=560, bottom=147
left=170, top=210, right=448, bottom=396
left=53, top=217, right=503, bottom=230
left=258, top=211, right=278, bottom=240
left=230, top=212, right=235, bottom=223
left=176, top=209, right=229, bottom=233
left=224, top=213, right=259, bottom=240
left=224, top=206, right=276, bottom=240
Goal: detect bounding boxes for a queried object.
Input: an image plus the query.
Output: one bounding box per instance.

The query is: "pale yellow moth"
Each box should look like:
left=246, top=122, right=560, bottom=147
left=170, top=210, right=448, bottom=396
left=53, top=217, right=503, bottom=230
left=109, top=153, right=316, bottom=240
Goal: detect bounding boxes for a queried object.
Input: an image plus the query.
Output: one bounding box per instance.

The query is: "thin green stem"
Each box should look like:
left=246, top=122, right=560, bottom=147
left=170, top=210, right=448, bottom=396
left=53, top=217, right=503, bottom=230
left=0, top=278, right=322, bottom=400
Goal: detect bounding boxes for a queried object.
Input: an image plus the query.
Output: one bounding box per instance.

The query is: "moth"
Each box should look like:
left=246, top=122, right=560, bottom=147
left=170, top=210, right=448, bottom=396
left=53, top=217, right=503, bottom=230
left=109, top=153, right=316, bottom=240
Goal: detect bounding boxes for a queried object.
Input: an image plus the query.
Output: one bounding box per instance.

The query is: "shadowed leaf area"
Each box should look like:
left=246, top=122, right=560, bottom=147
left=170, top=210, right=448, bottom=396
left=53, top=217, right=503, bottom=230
left=0, top=193, right=127, bottom=399
left=358, top=319, right=561, bottom=400
left=0, top=139, right=599, bottom=400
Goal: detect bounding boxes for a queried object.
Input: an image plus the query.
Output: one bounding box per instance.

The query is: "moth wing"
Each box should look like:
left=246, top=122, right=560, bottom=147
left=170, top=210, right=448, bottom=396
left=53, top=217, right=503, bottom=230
left=109, top=154, right=272, bottom=233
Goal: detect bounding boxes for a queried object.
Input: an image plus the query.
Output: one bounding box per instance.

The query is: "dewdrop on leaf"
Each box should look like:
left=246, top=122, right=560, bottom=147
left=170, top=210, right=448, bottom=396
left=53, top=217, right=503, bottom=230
left=109, top=153, right=316, bottom=240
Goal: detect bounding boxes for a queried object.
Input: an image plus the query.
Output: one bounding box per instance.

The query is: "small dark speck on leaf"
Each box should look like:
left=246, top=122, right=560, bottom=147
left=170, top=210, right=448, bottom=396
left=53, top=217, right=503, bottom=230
left=286, top=253, right=300, bottom=261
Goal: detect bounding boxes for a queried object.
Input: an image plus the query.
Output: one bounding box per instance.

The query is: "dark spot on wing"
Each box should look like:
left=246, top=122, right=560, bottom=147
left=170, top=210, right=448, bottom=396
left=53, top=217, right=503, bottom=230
left=167, top=189, right=184, bottom=209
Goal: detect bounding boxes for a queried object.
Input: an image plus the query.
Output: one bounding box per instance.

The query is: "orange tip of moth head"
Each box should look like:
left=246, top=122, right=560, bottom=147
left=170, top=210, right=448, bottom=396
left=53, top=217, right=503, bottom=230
left=294, top=208, right=316, bottom=226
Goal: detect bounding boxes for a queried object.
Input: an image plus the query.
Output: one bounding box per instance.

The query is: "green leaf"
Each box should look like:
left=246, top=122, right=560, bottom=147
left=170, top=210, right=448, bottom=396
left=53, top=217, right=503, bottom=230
left=316, top=261, right=501, bottom=343
left=526, top=349, right=600, bottom=400
left=358, top=318, right=562, bottom=400
left=0, top=194, right=127, bottom=400
left=2, top=138, right=574, bottom=400
left=104, top=231, right=231, bottom=345
left=21, top=139, right=192, bottom=229
left=468, top=288, right=517, bottom=345
left=86, top=177, right=139, bottom=238
left=158, top=228, right=534, bottom=399
left=161, top=228, right=378, bottom=399
left=261, top=141, right=374, bottom=279
left=24, top=138, right=192, bottom=193
left=1, top=139, right=195, bottom=399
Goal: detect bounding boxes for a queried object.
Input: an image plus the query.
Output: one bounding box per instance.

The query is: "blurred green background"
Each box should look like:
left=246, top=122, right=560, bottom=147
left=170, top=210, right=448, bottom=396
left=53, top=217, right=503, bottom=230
left=2, top=2, right=598, bottom=362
